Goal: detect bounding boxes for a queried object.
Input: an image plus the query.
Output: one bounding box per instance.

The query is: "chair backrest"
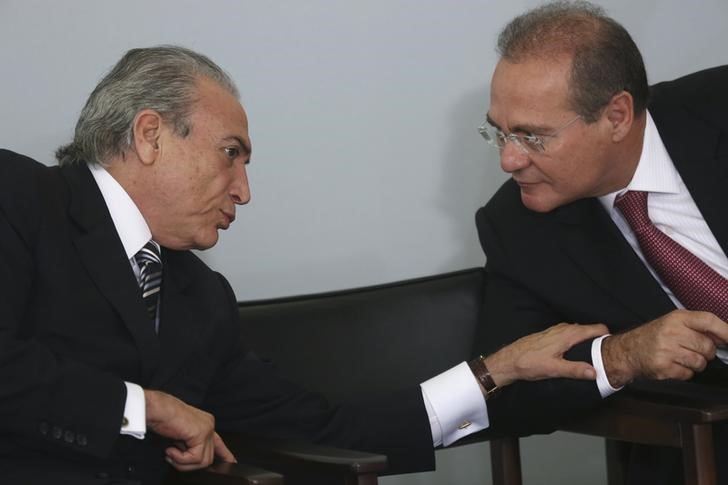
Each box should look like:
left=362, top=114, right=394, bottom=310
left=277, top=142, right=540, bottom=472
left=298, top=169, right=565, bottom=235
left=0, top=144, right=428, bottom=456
left=239, top=268, right=484, bottom=402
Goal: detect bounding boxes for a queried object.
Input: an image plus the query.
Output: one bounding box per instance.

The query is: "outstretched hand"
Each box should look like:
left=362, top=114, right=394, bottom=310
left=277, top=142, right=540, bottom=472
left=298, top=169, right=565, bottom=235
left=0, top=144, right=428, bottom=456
left=145, top=390, right=237, bottom=472
left=483, top=322, right=609, bottom=388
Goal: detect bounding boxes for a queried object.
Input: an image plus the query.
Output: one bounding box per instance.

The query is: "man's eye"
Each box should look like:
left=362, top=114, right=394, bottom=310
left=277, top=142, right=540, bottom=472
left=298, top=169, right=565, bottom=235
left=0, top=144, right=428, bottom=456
left=522, top=134, right=543, bottom=148
left=224, top=147, right=240, bottom=158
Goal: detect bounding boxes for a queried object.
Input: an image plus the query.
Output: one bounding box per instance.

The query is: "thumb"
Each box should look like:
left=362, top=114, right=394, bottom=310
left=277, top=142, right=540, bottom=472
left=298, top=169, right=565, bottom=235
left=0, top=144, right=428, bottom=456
left=213, top=433, right=237, bottom=463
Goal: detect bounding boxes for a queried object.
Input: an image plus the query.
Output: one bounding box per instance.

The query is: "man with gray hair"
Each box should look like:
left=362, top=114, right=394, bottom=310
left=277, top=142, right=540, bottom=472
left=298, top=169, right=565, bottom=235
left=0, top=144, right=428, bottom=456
left=0, top=45, right=607, bottom=483
left=476, top=1, right=728, bottom=482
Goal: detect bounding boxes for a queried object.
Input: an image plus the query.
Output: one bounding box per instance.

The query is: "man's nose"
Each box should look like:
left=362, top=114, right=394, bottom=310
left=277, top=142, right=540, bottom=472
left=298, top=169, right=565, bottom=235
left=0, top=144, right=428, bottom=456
left=499, top=141, right=530, bottom=173
left=230, top=162, right=251, bottom=205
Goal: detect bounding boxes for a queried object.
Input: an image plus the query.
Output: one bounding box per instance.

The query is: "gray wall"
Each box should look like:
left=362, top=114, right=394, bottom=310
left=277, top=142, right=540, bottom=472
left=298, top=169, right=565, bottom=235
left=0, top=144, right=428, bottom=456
left=2, top=1, right=726, bottom=483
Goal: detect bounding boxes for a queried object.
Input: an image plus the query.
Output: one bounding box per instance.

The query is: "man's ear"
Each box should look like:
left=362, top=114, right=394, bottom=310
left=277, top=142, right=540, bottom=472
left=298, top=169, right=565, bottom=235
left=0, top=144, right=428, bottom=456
left=132, top=109, right=163, bottom=165
left=603, top=91, right=634, bottom=143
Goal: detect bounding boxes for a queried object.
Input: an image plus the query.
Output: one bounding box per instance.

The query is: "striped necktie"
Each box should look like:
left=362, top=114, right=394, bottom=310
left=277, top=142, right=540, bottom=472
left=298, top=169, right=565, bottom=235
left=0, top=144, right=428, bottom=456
left=134, top=241, right=163, bottom=329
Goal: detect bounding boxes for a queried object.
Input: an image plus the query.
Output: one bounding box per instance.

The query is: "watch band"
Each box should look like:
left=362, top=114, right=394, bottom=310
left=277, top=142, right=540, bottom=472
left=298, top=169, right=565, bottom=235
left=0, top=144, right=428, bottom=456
left=467, top=355, right=500, bottom=399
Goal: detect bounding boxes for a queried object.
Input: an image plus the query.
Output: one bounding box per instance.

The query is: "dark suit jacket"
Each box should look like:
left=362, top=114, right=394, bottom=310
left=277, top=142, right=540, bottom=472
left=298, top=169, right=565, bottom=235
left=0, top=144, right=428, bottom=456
left=0, top=151, right=434, bottom=484
left=475, top=65, right=728, bottom=436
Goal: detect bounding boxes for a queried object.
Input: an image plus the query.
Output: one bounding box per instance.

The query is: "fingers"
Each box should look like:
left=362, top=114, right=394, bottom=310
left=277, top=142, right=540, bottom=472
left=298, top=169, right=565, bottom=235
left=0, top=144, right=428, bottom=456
left=530, top=323, right=608, bottom=358
left=554, top=322, right=609, bottom=348
left=492, top=322, right=609, bottom=383
left=681, top=310, right=728, bottom=345
left=535, top=322, right=608, bottom=349
left=165, top=433, right=236, bottom=471
left=166, top=440, right=214, bottom=471
left=678, top=333, right=717, bottom=361
left=145, top=390, right=227, bottom=471
left=613, top=310, right=722, bottom=382
left=547, top=360, right=598, bottom=380
left=213, top=432, right=237, bottom=463
left=674, top=351, right=708, bottom=373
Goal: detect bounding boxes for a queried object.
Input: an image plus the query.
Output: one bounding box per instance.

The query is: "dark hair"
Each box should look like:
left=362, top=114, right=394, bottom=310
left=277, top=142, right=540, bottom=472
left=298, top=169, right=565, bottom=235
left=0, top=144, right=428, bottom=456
left=56, top=45, right=239, bottom=166
left=497, top=1, right=648, bottom=122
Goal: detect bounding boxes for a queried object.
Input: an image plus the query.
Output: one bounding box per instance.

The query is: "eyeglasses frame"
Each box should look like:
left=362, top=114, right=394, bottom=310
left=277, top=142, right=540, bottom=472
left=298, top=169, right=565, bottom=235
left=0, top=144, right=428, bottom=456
left=478, top=114, right=582, bottom=154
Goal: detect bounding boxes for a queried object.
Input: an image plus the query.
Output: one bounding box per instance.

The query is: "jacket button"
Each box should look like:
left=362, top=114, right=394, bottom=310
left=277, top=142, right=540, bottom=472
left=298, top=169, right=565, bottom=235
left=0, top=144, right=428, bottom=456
left=95, top=472, right=109, bottom=479
left=51, top=426, right=62, bottom=440
left=63, top=430, right=75, bottom=443
left=77, top=434, right=88, bottom=446
left=38, top=421, right=49, bottom=436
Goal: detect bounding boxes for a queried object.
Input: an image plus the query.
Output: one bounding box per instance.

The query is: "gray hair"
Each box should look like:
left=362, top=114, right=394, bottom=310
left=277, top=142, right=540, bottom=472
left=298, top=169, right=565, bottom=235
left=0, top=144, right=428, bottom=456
left=497, top=1, right=648, bottom=122
left=56, top=45, right=239, bottom=166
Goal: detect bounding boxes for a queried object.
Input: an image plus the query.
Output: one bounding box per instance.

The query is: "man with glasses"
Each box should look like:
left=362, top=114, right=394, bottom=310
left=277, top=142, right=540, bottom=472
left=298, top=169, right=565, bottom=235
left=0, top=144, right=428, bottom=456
left=475, top=1, right=728, bottom=482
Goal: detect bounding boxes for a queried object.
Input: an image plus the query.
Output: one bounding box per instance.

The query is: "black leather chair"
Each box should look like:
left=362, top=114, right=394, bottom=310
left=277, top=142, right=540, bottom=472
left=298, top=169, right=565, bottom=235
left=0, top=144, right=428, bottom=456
left=227, top=268, right=485, bottom=484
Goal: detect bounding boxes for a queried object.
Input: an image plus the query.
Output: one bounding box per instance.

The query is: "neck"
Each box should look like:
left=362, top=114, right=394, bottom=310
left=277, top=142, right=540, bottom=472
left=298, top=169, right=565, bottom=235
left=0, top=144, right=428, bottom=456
left=105, top=154, right=157, bottom=230
left=609, top=112, right=648, bottom=194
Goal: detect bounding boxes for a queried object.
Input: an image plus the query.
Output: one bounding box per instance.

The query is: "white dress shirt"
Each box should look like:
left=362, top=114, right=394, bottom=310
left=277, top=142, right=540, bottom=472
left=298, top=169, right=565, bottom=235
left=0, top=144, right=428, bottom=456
left=89, top=163, right=150, bottom=439
left=592, top=111, right=728, bottom=396
left=87, top=163, right=488, bottom=446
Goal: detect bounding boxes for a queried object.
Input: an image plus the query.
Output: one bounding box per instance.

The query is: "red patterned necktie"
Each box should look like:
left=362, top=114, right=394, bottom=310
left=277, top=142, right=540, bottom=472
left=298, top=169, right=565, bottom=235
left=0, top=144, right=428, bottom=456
left=614, top=190, right=728, bottom=322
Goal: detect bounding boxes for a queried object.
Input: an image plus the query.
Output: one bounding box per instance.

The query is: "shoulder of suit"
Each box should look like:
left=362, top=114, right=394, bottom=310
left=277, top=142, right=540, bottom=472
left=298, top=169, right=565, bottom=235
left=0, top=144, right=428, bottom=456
left=650, top=65, right=728, bottom=114
left=650, top=65, right=728, bottom=95
left=0, top=149, right=60, bottom=191
left=0, top=149, right=64, bottom=234
left=0, top=147, right=51, bottom=173
left=476, top=179, right=553, bottom=228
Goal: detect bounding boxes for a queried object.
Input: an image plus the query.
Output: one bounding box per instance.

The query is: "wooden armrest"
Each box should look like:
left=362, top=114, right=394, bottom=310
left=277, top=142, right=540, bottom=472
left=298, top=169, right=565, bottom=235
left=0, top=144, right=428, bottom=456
left=219, top=432, right=389, bottom=479
left=560, top=379, right=728, bottom=448
left=606, top=379, right=728, bottom=424
left=169, top=433, right=388, bottom=485
left=168, top=462, right=283, bottom=485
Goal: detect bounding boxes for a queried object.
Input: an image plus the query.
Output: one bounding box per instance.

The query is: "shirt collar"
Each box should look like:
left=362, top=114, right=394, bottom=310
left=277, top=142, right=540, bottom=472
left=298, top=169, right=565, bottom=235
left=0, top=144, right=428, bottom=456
left=88, top=163, right=153, bottom=259
left=598, top=110, right=681, bottom=211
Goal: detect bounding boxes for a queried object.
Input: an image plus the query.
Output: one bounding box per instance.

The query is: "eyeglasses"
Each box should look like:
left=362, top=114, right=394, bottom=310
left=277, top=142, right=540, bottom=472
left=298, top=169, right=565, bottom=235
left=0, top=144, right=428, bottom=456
left=478, top=115, right=582, bottom=154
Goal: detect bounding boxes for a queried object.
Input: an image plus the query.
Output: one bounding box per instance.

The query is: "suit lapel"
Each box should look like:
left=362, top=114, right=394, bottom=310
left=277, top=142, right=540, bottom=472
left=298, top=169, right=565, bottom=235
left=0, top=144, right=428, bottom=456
left=650, top=100, right=728, bottom=258
left=556, top=198, right=675, bottom=321
left=151, top=249, right=207, bottom=388
left=61, top=163, right=159, bottom=383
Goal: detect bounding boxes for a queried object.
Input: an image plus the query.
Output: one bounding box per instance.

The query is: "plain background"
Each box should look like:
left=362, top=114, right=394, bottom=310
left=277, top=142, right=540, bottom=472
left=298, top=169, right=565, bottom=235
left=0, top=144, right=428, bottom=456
left=1, top=1, right=726, bottom=483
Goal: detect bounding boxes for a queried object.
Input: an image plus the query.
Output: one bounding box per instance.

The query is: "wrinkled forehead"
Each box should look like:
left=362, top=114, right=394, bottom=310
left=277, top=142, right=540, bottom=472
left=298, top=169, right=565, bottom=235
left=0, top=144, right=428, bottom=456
left=489, top=57, right=573, bottom=127
left=192, top=78, right=251, bottom=145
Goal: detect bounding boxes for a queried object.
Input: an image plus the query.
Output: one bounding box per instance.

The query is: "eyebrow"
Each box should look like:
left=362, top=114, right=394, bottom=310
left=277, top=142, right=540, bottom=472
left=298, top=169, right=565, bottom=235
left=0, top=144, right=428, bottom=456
left=485, top=114, right=552, bottom=135
left=485, top=114, right=500, bottom=130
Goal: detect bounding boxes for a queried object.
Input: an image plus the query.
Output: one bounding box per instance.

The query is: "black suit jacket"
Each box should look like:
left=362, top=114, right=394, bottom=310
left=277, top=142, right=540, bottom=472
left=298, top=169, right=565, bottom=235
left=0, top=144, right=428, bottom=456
left=475, top=65, right=728, bottom=435
left=0, top=152, right=433, bottom=484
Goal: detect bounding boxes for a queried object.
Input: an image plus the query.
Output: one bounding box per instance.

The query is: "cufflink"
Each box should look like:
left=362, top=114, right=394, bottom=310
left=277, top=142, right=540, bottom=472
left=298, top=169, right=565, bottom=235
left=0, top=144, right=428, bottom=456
left=121, top=416, right=129, bottom=428
left=458, top=421, right=472, bottom=430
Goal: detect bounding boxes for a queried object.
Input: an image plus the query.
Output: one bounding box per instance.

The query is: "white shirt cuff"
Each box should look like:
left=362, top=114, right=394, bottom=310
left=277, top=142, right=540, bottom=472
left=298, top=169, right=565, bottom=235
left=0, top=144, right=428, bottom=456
left=592, top=335, right=622, bottom=398
left=121, top=382, right=146, bottom=439
left=716, top=345, right=728, bottom=364
left=420, top=362, right=489, bottom=447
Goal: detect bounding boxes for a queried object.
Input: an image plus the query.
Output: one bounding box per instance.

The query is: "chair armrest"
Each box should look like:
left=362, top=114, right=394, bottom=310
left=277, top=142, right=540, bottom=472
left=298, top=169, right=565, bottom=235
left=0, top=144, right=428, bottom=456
left=169, top=462, right=284, bottom=485
left=560, top=380, right=728, bottom=448
left=219, top=432, right=389, bottom=482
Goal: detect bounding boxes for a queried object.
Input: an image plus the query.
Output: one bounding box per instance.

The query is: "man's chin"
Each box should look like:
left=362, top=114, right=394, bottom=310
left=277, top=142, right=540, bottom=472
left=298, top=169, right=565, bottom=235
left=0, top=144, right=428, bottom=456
left=520, top=191, right=558, bottom=213
left=191, top=231, right=221, bottom=251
